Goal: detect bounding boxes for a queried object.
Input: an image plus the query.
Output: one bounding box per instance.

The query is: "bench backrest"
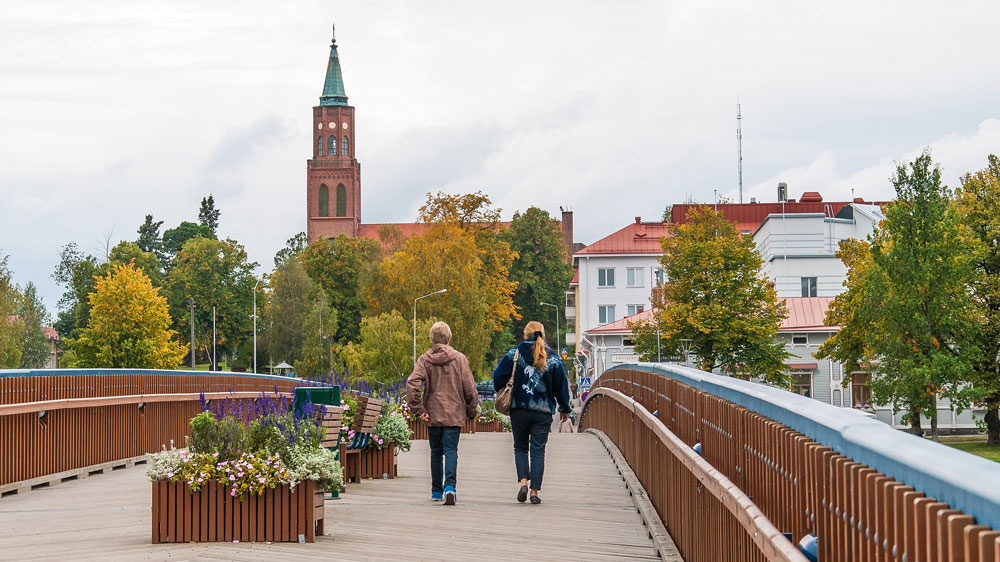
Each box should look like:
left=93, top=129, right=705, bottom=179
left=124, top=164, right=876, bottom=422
left=353, top=396, right=384, bottom=434
left=320, top=406, right=344, bottom=448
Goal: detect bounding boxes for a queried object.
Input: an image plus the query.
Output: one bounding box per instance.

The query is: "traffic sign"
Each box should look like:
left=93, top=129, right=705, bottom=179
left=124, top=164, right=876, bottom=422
left=579, top=377, right=592, bottom=388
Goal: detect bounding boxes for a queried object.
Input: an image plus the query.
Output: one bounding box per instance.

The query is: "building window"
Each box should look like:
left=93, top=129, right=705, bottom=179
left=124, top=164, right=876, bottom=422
left=597, top=268, right=615, bottom=287
left=792, top=371, right=812, bottom=397
left=626, top=267, right=643, bottom=287
left=328, top=136, right=337, bottom=155
left=318, top=184, right=329, bottom=217
left=792, top=335, right=808, bottom=345
left=342, top=136, right=349, bottom=156
left=598, top=305, right=615, bottom=325
left=801, top=277, right=817, bottom=297
left=317, top=136, right=323, bottom=156
left=336, top=184, right=346, bottom=217
left=627, top=304, right=644, bottom=316
left=851, top=373, right=872, bottom=406
left=833, top=389, right=842, bottom=406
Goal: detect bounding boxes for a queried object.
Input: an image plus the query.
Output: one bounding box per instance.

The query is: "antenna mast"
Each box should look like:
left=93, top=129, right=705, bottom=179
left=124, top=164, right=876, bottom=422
left=737, top=102, right=743, bottom=204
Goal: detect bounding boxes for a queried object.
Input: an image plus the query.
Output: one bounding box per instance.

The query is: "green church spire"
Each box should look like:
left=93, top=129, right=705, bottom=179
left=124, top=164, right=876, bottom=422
left=320, top=23, right=349, bottom=106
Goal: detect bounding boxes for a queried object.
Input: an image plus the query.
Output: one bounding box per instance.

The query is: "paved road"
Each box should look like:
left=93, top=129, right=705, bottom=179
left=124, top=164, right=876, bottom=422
left=0, top=432, right=660, bottom=561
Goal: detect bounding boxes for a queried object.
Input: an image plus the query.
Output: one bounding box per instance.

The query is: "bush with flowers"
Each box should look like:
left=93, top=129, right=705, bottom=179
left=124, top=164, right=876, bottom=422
left=370, top=407, right=412, bottom=452
left=146, top=391, right=343, bottom=496
left=476, top=399, right=512, bottom=431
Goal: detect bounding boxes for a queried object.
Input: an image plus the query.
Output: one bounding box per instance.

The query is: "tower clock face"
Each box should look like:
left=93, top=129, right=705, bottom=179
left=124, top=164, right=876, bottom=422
left=342, top=122, right=348, bottom=129
left=317, top=123, right=322, bottom=129
left=329, top=122, right=336, bottom=129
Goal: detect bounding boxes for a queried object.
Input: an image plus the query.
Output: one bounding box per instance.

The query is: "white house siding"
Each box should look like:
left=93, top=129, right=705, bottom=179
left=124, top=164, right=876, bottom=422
left=576, top=254, right=661, bottom=333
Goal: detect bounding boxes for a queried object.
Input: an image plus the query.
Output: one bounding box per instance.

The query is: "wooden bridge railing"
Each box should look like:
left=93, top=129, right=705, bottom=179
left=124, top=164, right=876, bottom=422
left=0, top=369, right=328, bottom=492
left=580, top=363, right=1000, bottom=562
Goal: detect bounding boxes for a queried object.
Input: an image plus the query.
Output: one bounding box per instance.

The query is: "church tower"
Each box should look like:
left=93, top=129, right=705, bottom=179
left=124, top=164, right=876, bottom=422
left=307, top=24, right=361, bottom=240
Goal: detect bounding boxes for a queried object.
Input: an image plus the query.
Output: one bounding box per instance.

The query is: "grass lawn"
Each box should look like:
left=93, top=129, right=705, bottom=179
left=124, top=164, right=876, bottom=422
left=942, top=439, right=1000, bottom=463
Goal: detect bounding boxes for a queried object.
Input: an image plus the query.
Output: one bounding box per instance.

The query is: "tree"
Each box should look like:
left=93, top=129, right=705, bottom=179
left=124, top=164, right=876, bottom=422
left=0, top=255, right=24, bottom=368
left=299, top=235, right=381, bottom=344
left=266, top=259, right=314, bottom=367
left=297, top=288, right=338, bottom=379
left=136, top=214, right=164, bottom=256
left=338, top=312, right=434, bottom=385
left=417, top=190, right=501, bottom=231
left=108, top=242, right=163, bottom=287
left=274, top=232, right=309, bottom=269
left=17, top=282, right=50, bottom=369
left=198, top=195, right=221, bottom=234
left=51, top=242, right=100, bottom=341
left=166, top=237, right=257, bottom=366
left=161, top=221, right=215, bottom=263
left=70, top=263, right=187, bottom=368
left=629, top=206, right=789, bottom=385
left=817, top=152, right=982, bottom=435
left=954, top=154, right=1000, bottom=443
left=501, top=207, right=573, bottom=342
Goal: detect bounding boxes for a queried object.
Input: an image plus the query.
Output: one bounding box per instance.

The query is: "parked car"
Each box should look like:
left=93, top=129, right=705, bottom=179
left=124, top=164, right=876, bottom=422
left=476, top=379, right=495, bottom=396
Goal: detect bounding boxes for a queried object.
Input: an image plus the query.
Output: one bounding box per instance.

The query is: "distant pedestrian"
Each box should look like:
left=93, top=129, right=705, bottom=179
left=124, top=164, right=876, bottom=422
left=492, top=321, right=571, bottom=505
left=406, top=321, right=479, bottom=505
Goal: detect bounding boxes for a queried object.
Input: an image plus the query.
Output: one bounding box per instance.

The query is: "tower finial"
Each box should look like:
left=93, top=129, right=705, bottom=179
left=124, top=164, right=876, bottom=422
left=331, top=22, right=336, bottom=43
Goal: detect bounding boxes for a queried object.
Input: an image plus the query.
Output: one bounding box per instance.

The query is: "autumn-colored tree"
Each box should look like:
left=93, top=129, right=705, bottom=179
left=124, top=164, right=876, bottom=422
left=337, top=312, right=434, bottom=385
left=70, top=263, right=187, bottom=368
left=500, top=206, right=573, bottom=351
left=630, top=206, right=789, bottom=385
left=0, top=255, right=25, bottom=368
left=417, top=190, right=501, bottom=231
left=817, top=152, right=982, bottom=435
left=167, top=237, right=257, bottom=366
left=299, top=235, right=381, bottom=344
left=954, top=154, right=1000, bottom=443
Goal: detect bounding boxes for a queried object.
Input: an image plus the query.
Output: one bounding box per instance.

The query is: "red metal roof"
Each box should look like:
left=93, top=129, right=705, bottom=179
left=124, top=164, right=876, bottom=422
left=670, top=197, right=888, bottom=232
left=585, top=309, right=655, bottom=334
left=570, top=270, right=579, bottom=284
left=575, top=221, right=672, bottom=256
left=780, top=297, right=837, bottom=331
left=42, top=326, right=59, bottom=340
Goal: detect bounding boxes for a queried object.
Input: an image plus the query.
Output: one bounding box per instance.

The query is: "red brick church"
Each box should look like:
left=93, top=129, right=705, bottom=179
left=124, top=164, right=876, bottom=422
left=305, top=24, right=577, bottom=254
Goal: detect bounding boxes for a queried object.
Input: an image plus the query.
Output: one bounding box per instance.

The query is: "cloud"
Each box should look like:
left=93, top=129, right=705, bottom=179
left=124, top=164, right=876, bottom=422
left=198, top=114, right=296, bottom=197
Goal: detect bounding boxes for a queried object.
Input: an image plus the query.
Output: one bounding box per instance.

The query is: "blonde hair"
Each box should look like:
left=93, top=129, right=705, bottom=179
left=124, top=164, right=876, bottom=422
left=429, top=321, right=452, bottom=344
left=523, top=321, right=547, bottom=370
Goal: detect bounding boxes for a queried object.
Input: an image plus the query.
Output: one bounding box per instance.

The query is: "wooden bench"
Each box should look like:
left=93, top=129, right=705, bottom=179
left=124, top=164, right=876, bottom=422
left=342, top=395, right=384, bottom=483
left=319, top=405, right=345, bottom=499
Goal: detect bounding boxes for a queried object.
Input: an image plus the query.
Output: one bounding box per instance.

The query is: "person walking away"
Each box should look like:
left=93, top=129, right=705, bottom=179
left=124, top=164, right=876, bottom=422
left=492, top=321, right=571, bottom=505
left=406, top=321, right=478, bottom=505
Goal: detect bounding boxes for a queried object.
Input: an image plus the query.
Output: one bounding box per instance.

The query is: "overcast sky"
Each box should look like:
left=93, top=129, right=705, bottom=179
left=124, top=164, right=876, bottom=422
left=3, top=1, right=999, bottom=315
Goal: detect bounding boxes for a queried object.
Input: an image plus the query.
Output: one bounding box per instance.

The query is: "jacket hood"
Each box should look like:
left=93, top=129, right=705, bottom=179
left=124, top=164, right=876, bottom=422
left=426, top=343, right=462, bottom=366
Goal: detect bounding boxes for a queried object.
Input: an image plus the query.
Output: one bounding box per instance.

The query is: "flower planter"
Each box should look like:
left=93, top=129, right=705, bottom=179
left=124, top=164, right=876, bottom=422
left=151, top=480, right=325, bottom=543
left=353, top=446, right=398, bottom=480
left=407, top=419, right=476, bottom=440
left=474, top=419, right=508, bottom=433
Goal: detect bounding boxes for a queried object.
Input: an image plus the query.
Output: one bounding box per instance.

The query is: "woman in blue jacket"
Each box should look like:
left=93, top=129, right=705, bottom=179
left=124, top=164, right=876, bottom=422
left=493, top=321, right=572, bottom=504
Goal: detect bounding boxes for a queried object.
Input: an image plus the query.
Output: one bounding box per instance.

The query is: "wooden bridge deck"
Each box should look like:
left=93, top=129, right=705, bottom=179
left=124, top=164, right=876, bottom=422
left=0, top=432, right=664, bottom=561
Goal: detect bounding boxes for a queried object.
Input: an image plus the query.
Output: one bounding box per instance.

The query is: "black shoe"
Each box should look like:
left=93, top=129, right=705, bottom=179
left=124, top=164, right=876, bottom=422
left=517, top=485, right=528, bottom=503
left=530, top=495, right=541, bottom=505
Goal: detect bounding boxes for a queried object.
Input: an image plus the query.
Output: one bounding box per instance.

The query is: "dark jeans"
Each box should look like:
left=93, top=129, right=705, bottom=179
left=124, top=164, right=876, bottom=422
left=427, top=426, right=461, bottom=493
left=510, top=409, right=551, bottom=490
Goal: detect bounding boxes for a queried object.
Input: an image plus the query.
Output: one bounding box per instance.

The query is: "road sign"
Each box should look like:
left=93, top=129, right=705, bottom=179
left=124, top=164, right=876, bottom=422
left=579, top=377, right=592, bottom=389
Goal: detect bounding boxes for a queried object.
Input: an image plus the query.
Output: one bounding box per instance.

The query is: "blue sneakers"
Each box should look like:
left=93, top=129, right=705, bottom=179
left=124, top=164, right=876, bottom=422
left=443, top=485, right=456, bottom=505
left=431, top=491, right=443, bottom=501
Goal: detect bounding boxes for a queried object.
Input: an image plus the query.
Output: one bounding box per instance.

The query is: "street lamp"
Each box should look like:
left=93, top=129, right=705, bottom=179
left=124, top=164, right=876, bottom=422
left=413, top=289, right=447, bottom=365
left=252, top=279, right=261, bottom=374
left=539, top=302, right=560, bottom=355
left=680, top=338, right=693, bottom=367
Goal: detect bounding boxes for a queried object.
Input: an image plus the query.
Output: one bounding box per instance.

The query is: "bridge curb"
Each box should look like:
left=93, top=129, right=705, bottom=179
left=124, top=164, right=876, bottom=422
left=586, top=428, right=684, bottom=562
left=0, top=455, right=147, bottom=498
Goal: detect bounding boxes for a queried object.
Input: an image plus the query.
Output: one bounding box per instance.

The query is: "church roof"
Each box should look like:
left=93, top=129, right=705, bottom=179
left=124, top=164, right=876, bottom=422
left=320, top=25, right=349, bottom=106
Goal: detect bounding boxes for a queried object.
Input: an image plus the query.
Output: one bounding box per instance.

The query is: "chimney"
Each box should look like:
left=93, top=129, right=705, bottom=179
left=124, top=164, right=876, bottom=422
left=635, top=216, right=642, bottom=224
left=777, top=182, right=788, bottom=202
left=561, top=208, right=574, bottom=263
left=750, top=197, right=757, bottom=204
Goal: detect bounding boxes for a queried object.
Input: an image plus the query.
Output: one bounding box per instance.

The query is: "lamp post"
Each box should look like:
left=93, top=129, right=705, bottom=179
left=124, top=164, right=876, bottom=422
left=413, top=289, right=447, bottom=365
left=539, top=301, right=560, bottom=354
left=680, top=338, right=693, bottom=367
left=252, top=279, right=261, bottom=374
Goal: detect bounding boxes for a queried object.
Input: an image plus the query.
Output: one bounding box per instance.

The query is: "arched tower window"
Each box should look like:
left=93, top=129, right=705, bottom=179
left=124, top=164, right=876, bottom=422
left=342, top=136, right=349, bottom=156
left=328, top=136, right=336, bottom=156
left=336, top=184, right=346, bottom=216
left=317, top=136, right=323, bottom=156
left=318, top=184, right=329, bottom=217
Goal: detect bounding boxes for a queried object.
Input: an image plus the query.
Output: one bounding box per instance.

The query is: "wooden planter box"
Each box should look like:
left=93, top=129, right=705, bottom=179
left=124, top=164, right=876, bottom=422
left=151, top=480, right=324, bottom=543
left=351, top=445, right=398, bottom=480
left=475, top=419, right=509, bottom=433
left=407, top=419, right=477, bottom=440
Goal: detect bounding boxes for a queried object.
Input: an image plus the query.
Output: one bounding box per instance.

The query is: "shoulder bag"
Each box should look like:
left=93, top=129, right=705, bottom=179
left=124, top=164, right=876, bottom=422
left=495, top=349, right=518, bottom=416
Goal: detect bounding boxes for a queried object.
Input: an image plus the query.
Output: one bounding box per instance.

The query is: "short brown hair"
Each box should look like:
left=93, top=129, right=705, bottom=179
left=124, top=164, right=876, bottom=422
left=429, top=321, right=452, bottom=344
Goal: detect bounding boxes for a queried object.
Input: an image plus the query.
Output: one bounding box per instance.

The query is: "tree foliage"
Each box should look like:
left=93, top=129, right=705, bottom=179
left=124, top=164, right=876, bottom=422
left=954, top=153, right=1000, bottom=443
left=337, top=312, right=434, bottom=385
left=417, top=190, right=501, bottom=230
left=817, top=152, right=982, bottom=433
left=0, top=255, right=25, bottom=368
left=501, top=207, right=573, bottom=341
left=17, top=282, right=50, bottom=368
left=266, top=259, right=314, bottom=366
left=136, top=214, right=164, bottom=258
left=274, top=232, right=309, bottom=269
left=297, top=288, right=338, bottom=379
left=630, top=206, right=789, bottom=385
left=70, top=263, right=187, bottom=368
left=162, top=221, right=215, bottom=263
left=299, top=235, right=381, bottom=344
left=198, top=195, right=221, bottom=234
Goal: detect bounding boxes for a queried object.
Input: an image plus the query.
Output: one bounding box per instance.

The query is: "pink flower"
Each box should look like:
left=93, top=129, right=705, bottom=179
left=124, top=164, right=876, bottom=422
left=231, top=488, right=237, bottom=497
left=166, top=472, right=174, bottom=478
left=229, top=475, right=236, bottom=481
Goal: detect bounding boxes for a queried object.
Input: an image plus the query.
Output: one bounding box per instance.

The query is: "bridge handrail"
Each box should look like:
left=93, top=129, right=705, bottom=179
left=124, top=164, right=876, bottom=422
left=0, top=368, right=316, bottom=382
left=588, top=386, right=807, bottom=562
left=610, top=362, right=1000, bottom=530
left=0, top=391, right=281, bottom=416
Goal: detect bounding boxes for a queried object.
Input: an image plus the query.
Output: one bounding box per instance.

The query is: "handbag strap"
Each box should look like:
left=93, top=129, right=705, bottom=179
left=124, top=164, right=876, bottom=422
left=506, top=349, right=519, bottom=389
